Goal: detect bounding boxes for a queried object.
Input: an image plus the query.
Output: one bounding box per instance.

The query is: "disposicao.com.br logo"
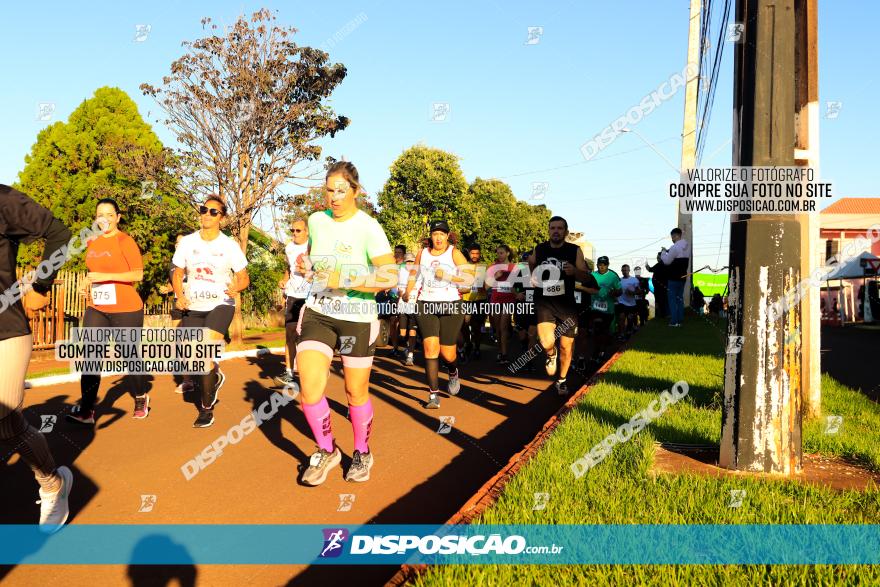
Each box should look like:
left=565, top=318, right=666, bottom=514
left=319, top=529, right=564, bottom=558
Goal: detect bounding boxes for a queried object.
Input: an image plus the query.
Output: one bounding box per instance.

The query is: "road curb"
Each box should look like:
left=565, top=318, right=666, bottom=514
left=24, top=347, right=285, bottom=389
left=385, top=342, right=630, bottom=586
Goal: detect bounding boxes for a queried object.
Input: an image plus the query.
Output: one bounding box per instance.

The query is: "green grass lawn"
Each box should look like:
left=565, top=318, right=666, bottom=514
left=415, top=316, right=880, bottom=586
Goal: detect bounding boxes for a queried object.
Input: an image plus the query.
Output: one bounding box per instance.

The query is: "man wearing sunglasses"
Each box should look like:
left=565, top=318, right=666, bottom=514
left=275, top=219, right=310, bottom=389
left=172, top=196, right=250, bottom=428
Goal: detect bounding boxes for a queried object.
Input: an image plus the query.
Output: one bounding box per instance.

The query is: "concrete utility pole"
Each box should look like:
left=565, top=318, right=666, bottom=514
left=719, top=0, right=804, bottom=474
left=794, top=0, right=821, bottom=418
left=677, top=0, right=702, bottom=306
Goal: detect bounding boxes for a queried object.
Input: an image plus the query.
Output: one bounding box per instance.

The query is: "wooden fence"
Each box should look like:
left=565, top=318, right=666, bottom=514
left=16, top=269, right=174, bottom=350
left=16, top=268, right=283, bottom=349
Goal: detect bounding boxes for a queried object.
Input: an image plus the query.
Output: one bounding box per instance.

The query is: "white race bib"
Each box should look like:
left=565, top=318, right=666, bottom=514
left=497, top=282, right=512, bottom=293
left=188, top=281, right=222, bottom=303
left=574, top=291, right=582, bottom=304
left=592, top=300, right=608, bottom=312
left=525, top=290, right=534, bottom=302
left=91, top=284, right=116, bottom=306
left=543, top=281, right=564, bottom=296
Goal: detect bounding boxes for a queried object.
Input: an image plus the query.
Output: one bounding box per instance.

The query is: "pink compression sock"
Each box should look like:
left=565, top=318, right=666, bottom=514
left=302, top=396, right=334, bottom=452
left=348, top=399, right=374, bottom=454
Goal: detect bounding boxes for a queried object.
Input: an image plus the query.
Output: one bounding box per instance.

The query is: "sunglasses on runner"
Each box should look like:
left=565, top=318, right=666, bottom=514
left=292, top=228, right=305, bottom=233
left=199, top=206, right=222, bottom=217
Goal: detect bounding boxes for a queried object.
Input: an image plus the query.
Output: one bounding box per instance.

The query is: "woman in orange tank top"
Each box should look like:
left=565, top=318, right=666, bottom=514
left=66, top=198, right=149, bottom=425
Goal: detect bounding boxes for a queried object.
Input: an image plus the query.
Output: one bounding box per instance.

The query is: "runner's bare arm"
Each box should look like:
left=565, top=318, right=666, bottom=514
left=440, top=249, right=472, bottom=285
left=346, top=253, right=398, bottom=293
left=172, top=267, right=190, bottom=310
left=403, top=249, right=423, bottom=301
left=279, top=269, right=290, bottom=289
left=88, top=269, right=144, bottom=283
left=226, top=269, right=250, bottom=296
left=574, top=249, right=590, bottom=281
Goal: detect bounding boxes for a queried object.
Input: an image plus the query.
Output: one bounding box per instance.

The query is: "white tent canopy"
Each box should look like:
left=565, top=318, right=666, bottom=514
left=821, top=252, right=880, bottom=281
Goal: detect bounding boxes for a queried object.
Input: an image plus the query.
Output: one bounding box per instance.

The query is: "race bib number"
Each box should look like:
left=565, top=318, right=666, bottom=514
left=189, top=282, right=222, bottom=302
left=543, top=281, right=564, bottom=296
left=497, top=282, right=512, bottom=293
left=592, top=300, right=608, bottom=312
left=574, top=291, right=582, bottom=304
left=525, top=290, right=534, bottom=302
left=91, top=284, right=116, bottom=306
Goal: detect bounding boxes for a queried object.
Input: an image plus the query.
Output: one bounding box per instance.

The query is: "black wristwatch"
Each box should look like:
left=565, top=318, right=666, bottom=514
left=31, top=282, right=52, bottom=295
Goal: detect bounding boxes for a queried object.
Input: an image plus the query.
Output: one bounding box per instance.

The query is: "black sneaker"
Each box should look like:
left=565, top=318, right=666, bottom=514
left=193, top=409, right=215, bottom=428
left=273, top=371, right=296, bottom=388
left=65, top=404, right=95, bottom=426
left=473, top=348, right=482, bottom=360
left=205, top=368, right=225, bottom=408
left=576, top=356, right=587, bottom=373
left=555, top=379, right=569, bottom=395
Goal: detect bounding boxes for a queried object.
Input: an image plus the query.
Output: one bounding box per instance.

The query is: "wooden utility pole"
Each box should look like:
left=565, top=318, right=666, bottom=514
left=719, top=0, right=803, bottom=474
left=794, top=0, right=821, bottom=418
left=677, top=0, right=702, bottom=306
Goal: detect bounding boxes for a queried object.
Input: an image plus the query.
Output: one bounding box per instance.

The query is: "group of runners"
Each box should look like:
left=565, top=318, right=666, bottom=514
left=1, top=161, right=656, bottom=532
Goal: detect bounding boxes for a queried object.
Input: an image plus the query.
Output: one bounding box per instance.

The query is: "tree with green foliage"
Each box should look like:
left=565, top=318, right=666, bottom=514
left=14, top=86, right=196, bottom=305
left=465, top=177, right=549, bottom=255
left=376, top=145, right=475, bottom=250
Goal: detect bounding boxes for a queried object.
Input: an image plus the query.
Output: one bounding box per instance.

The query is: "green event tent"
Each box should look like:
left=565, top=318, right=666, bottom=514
left=692, top=272, right=728, bottom=297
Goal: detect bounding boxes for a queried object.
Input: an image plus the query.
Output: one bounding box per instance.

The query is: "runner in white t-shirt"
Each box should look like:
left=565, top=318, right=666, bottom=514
left=295, top=161, right=396, bottom=486
left=615, top=264, right=641, bottom=340
left=172, top=196, right=249, bottom=428
left=405, top=220, right=470, bottom=410
left=395, top=252, right=419, bottom=365
left=274, top=218, right=310, bottom=389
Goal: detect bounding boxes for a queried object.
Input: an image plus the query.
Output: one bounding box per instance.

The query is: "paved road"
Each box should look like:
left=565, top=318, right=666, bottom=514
left=2, top=346, right=597, bottom=586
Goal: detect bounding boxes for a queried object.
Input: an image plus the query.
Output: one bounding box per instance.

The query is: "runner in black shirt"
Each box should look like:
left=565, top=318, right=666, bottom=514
left=528, top=216, right=591, bottom=395
left=0, top=185, right=74, bottom=533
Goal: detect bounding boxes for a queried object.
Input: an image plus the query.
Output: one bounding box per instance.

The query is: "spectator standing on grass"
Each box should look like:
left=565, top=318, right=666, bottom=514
left=660, top=227, right=690, bottom=327
left=633, top=265, right=650, bottom=327
left=708, top=293, right=723, bottom=317
left=691, top=286, right=706, bottom=315
left=647, top=254, right=668, bottom=319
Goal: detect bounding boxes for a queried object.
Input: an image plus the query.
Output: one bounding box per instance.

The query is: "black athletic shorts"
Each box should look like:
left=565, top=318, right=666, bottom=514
left=179, top=304, right=235, bottom=337
left=285, top=296, right=307, bottom=325
left=514, top=304, right=538, bottom=331
left=416, top=300, right=465, bottom=345
left=590, top=310, right=614, bottom=335
left=535, top=299, right=577, bottom=338
left=399, top=312, right=418, bottom=332
left=615, top=303, right=637, bottom=315
left=297, top=307, right=379, bottom=366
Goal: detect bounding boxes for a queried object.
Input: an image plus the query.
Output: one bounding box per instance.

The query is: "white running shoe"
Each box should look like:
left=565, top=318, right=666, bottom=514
left=447, top=370, right=461, bottom=396
left=545, top=352, right=558, bottom=377
left=37, top=465, right=73, bottom=534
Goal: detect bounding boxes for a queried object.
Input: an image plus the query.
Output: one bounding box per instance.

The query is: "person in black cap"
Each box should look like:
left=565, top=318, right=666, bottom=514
left=527, top=216, right=591, bottom=395
left=590, top=255, right=622, bottom=364
left=404, top=220, right=470, bottom=409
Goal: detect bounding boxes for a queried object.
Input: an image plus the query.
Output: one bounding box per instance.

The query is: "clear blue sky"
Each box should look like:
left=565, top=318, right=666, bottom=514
left=1, top=1, right=877, bottom=272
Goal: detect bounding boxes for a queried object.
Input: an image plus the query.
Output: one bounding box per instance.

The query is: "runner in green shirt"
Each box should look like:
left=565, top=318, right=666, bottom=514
left=589, top=256, right=622, bottom=365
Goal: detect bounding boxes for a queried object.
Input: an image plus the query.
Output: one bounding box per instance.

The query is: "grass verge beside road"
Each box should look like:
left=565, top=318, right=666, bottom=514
left=415, top=317, right=880, bottom=585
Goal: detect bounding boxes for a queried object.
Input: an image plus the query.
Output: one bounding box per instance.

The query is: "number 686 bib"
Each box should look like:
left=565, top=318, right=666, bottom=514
left=542, top=281, right=564, bottom=296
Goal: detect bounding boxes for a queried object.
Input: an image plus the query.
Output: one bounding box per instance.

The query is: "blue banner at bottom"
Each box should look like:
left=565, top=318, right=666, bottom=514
left=2, top=524, right=880, bottom=565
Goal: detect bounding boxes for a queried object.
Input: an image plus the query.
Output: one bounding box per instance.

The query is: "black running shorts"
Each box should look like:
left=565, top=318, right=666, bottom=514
left=297, top=307, right=379, bottom=366
left=415, top=300, right=465, bottom=346
left=535, top=299, right=577, bottom=338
